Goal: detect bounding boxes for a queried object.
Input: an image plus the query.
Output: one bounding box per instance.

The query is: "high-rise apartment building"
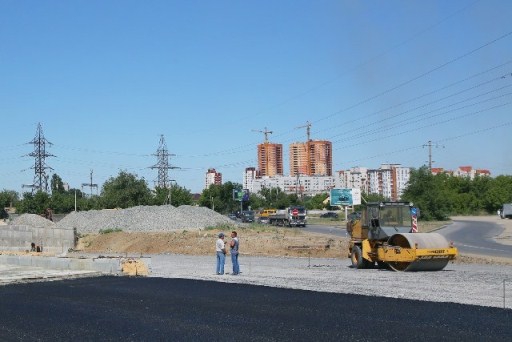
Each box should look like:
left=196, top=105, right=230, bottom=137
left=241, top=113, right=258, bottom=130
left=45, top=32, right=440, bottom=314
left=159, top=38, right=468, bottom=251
left=335, top=167, right=369, bottom=193
left=367, top=164, right=410, bottom=201
left=205, top=168, right=222, bottom=189
left=289, top=140, right=332, bottom=176
left=257, top=143, right=283, bottom=177
left=243, top=167, right=257, bottom=191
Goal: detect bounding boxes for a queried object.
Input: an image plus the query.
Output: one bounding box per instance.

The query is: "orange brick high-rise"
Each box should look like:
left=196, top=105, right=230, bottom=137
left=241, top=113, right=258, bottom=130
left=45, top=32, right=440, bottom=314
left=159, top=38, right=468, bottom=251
left=257, top=143, right=283, bottom=177
left=289, top=140, right=332, bottom=176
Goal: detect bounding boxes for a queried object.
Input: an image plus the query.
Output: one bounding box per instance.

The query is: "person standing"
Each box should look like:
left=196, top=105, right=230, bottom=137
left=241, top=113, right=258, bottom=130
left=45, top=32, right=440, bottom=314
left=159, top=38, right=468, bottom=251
left=216, top=232, right=226, bottom=275
left=230, top=231, right=240, bottom=275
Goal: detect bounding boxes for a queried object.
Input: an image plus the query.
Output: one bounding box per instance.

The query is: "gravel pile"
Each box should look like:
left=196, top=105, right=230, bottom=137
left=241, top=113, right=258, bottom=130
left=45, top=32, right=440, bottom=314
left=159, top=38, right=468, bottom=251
left=55, top=205, right=235, bottom=233
left=11, top=214, right=56, bottom=228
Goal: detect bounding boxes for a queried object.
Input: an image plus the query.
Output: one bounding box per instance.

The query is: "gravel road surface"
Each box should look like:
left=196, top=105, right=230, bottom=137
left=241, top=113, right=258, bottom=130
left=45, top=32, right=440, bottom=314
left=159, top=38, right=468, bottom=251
left=150, top=254, right=512, bottom=309
left=0, top=276, right=510, bottom=341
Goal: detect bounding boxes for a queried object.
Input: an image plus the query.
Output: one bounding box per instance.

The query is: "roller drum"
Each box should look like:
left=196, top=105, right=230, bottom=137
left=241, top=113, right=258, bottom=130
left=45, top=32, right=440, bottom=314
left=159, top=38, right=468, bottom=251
left=386, top=233, right=451, bottom=272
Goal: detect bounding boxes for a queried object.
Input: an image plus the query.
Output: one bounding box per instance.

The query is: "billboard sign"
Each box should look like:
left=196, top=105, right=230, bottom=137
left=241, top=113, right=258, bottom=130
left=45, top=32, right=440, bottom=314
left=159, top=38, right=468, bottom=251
left=330, top=188, right=361, bottom=206
left=233, top=189, right=250, bottom=202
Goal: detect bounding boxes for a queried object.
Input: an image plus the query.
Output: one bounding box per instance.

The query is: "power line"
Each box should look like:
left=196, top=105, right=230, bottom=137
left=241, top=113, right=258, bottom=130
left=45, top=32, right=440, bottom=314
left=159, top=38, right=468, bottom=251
left=150, top=135, right=179, bottom=188
left=81, top=169, right=98, bottom=196
left=423, top=141, right=445, bottom=171
left=221, top=0, right=481, bottom=126
left=331, top=84, right=512, bottom=145
left=312, top=30, right=512, bottom=127
left=23, top=123, right=55, bottom=193
left=335, top=101, right=512, bottom=151
left=341, top=120, right=512, bottom=166
left=318, top=66, right=512, bottom=137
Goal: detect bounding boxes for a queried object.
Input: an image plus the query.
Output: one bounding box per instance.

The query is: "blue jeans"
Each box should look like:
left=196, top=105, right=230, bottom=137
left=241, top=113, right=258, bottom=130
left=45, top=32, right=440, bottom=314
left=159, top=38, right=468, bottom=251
left=216, top=251, right=225, bottom=274
left=231, top=251, right=239, bottom=274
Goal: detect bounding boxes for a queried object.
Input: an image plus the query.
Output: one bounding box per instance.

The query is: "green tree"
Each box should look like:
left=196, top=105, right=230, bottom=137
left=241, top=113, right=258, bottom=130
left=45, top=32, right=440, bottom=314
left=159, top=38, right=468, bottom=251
left=199, top=182, right=242, bottom=214
left=17, top=191, right=52, bottom=215
left=481, top=175, right=512, bottom=213
left=303, top=193, right=329, bottom=210
left=101, top=171, right=152, bottom=209
left=0, top=190, right=19, bottom=209
left=401, top=166, right=450, bottom=220
left=50, top=174, right=66, bottom=194
left=258, top=186, right=291, bottom=209
left=153, top=184, right=193, bottom=207
left=0, top=190, right=18, bottom=219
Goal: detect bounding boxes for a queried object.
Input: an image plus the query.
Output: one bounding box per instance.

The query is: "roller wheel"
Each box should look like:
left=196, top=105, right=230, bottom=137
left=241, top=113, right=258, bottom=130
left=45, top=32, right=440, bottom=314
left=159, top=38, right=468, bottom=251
left=387, top=261, right=411, bottom=272
left=377, top=261, right=389, bottom=270
left=351, top=246, right=368, bottom=269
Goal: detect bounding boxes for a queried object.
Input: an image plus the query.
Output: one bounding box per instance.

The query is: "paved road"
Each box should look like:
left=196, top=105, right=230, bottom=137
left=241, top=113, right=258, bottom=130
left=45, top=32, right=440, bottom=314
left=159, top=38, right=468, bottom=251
left=439, top=220, right=512, bottom=258
left=0, top=276, right=510, bottom=341
left=307, top=220, right=512, bottom=259
left=302, top=223, right=347, bottom=237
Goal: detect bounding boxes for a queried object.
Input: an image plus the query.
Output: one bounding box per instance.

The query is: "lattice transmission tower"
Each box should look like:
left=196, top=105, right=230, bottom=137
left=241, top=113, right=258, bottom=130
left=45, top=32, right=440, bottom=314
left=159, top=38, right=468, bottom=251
left=150, top=135, right=178, bottom=188
left=24, top=123, right=55, bottom=193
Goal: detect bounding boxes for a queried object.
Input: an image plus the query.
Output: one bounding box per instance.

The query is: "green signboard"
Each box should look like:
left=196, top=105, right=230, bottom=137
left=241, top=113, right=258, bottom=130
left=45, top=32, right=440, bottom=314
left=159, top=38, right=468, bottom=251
left=233, top=189, right=250, bottom=202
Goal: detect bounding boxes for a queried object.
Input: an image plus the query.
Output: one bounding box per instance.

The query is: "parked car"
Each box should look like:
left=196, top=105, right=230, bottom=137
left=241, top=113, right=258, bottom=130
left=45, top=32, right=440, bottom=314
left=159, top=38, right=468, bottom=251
left=320, top=212, right=338, bottom=218
left=241, top=210, right=255, bottom=223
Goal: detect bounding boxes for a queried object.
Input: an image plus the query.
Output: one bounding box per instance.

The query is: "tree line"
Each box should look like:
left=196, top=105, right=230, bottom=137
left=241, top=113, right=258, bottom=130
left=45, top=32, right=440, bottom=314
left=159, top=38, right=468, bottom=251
left=1, top=167, right=511, bottom=220
left=401, top=166, right=512, bottom=220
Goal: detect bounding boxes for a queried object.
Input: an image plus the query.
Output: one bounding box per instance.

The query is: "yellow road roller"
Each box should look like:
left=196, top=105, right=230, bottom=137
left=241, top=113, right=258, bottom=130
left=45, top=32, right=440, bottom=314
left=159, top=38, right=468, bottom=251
left=347, top=202, right=457, bottom=271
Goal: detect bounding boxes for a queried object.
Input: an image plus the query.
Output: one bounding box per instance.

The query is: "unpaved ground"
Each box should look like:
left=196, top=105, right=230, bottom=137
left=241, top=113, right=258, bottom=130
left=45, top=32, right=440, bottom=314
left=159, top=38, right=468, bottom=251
left=75, top=216, right=512, bottom=266
left=76, top=227, right=348, bottom=259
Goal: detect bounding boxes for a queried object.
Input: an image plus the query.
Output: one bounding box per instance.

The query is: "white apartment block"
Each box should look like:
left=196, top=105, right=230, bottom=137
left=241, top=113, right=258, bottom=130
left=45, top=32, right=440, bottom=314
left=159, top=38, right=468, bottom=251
left=249, top=175, right=335, bottom=196
left=243, top=167, right=257, bottom=191
left=334, top=167, right=368, bottom=193
left=336, top=164, right=410, bottom=201
left=244, top=164, right=410, bottom=200
left=205, top=168, right=222, bottom=190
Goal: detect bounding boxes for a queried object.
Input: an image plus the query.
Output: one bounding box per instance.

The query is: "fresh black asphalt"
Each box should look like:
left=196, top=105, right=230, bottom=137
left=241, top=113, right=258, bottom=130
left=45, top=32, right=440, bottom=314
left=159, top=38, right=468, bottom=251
left=0, top=276, right=510, bottom=341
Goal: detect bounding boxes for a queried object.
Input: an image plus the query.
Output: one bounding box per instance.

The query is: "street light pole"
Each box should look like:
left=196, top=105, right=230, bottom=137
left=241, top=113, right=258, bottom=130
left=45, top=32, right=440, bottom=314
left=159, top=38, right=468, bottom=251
left=169, top=180, right=176, bottom=206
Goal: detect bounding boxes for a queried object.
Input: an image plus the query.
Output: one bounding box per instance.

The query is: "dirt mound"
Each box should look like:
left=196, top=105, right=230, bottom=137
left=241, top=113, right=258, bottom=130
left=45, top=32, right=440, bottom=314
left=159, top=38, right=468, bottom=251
left=75, top=228, right=349, bottom=258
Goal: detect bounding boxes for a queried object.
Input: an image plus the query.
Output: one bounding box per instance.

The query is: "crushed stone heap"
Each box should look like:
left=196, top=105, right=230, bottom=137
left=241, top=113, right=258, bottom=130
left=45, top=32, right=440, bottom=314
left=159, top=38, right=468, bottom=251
left=11, top=213, right=56, bottom=228
left=55, top=205, right=235, bottom=233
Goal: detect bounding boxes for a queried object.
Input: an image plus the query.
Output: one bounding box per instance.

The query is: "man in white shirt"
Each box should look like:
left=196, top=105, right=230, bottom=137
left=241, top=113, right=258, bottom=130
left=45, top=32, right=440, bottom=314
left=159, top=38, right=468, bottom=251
left=216, top=232, right=226, bottom=275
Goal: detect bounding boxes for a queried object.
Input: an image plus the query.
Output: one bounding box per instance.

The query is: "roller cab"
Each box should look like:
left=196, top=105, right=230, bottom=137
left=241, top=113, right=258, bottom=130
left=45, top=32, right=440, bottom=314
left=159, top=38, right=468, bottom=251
left=348, top=202, right=457, bottom=272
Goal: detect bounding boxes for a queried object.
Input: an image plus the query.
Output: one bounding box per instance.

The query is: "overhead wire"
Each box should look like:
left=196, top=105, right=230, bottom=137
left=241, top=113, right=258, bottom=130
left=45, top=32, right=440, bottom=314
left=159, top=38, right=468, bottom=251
left=336, top=101, right=512, bottom=151
left=164, top=1, right=488, bottom=158
left=342, top=120, right=512, bottom=166
left=331, top=84, right=512, bottom=145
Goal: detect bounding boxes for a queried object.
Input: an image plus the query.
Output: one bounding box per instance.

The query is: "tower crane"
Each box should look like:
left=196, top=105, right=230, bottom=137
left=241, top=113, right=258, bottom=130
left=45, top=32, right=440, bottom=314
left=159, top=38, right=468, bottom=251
left=252, top=127, right=273, bottom=143
left=296, top=121, right=312, bottom=141
left=295, top=121, right=312, bottom=176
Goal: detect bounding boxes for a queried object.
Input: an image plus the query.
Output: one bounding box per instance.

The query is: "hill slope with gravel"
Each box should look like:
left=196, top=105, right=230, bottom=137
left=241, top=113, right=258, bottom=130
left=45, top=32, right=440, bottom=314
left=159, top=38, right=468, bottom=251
left=54, top=205, right=235, bottom=233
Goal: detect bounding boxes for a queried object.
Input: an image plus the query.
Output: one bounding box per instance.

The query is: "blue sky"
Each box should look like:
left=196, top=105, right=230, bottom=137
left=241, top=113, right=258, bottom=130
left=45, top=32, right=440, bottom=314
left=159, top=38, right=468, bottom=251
left=1, top=0, right=511, bottom=194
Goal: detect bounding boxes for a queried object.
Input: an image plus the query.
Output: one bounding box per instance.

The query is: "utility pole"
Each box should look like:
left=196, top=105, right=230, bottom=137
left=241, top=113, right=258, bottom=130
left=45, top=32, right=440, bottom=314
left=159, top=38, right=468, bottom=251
left=81, top=170, right=98, bottom=196
left=167, top=179, right=176, bottom=205
left=24, top=123, right=55, bottom=193
left=423, top=140, right=445, bottom=172
left=150, top=135, right=179, bottom=189
left=295, top=173, right=300, bottom=198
